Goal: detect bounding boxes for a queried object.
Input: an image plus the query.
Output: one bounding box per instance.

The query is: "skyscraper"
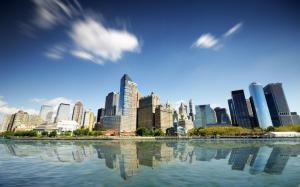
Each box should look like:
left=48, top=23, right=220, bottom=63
left=228, top=99, right=237, bottom=125
left=194, top=105, right=217, bottom=128
left=189, top=99, right=196, bottom=121
left=39, top=105, right=53, bottom=123
left=154, top=104, right=173, bottom=133
left=179, top=102, right=188, bottom=116
left=55, top=103, right=70, bottom=122
left=249, top=82, right=273, bottom=129
left=214, top=107, right=231, bottom=125
left=231, top=90, right=252, bottom=128
left=137, top=92, right=160, bottom=129
left=105, top=92, right=119, bottom=116
left=0, top=114, right=12, bottom=132
left=119, top=74, right=139, bottom=132
left=83, top=110, right=95, bottom=131
left=97, top=108, right=105, bottom=123
left=264, top=83, right=293, bottom=126
left=72, top=101, right=83, bottom=125
left=7, top=110, right=29, bottom=131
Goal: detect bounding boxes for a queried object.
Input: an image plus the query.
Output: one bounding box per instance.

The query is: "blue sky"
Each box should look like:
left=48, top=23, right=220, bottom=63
left=0, top=0, right=300, bottom=119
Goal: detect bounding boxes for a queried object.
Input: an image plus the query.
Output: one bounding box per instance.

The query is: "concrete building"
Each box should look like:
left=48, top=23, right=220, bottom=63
left=214, top=107, right=231, bottom=125
left=0, top=114, right=12, bottom=132
left=39, top=105, right=53, bottom=123
left=291, top=112, right=300, bottom=124
left=105, top=92, right=119, bottom=116
left=72, top=101, right=83, bottom=126
left=57, top=120, right=80, bottom=132
left=189, top=99, right=196, bottom=121
left=83, top=110, right=95, bottom=131
left=137, top=92, right=160, bottom=129
left=179, top=102, right=188, bottom=116
left=264, top=83, right=293, bottom=126
left=7, top=110, right=29, bottom=131
left=55, top=103, right=70, bottom=122
left=154, top=104, right=173, bottom=133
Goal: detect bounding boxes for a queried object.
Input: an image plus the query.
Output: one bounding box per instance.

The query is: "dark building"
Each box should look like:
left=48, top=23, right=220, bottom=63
left=97, top=108, right=105, bottom=123
left=105, top=92, right=119, bottom=116
left=264, top=83, right=293, bottom=126
left=291, top=112, right=300, bottom=124
left=228, top=99, right=237, bottom=125
left=214, top=107, right=231, bottom=125
left=231, top=90, right=252, bottom=128
left=249, top=97, right=259, bottom=128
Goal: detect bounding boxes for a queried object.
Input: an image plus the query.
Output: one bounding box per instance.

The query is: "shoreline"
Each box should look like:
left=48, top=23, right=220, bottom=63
left=2, top=136, right=300, bottom=141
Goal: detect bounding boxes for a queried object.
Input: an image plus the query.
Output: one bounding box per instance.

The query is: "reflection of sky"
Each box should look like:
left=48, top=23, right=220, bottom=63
left=0, top=140, right=300, bottom=186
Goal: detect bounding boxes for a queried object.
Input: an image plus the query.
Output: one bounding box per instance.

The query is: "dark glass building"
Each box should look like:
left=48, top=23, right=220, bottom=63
left=228, top=99, right=237, bottom=125
left=97, top=108, right=105, bottom=123
left=263, top=83, right=293, bottom=126
left=231, top=90, right=252, bottom=128
left=214, top=107, right=231, bottom=125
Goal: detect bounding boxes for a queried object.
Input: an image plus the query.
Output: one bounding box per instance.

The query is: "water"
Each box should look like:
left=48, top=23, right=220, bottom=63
left=0, top=139, right=300, bottom=187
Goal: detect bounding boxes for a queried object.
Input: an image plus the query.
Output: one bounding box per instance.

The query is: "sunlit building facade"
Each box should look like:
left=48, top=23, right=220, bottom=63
left=72, top=101, right=83, bottom=126
left=55, top=103, right=70, bottom=122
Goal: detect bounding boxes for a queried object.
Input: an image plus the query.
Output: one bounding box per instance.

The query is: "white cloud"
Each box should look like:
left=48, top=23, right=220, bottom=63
left=0, top=97, right=39, bottom=115
left=69, top=17, right=140, bottom=64
left=192, top=33, right=219, bottom=49
left=223, top=22, right=243, bottom=37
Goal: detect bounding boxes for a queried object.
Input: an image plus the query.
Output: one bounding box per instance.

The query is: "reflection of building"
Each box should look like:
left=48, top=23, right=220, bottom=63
left=72, top=101, right=83, bottom=126
left=39, top=105, right=53, bottom=123
left=264, top=83, right=293, bottom=126
left=137, top=92, right=160, bottom=129
left=119, top=142, right=139, bottom=180
left=264, top=147, right=290, bottom=174
left=55, top=103, right=70, bottom=122
left=228, top=147, right=258, bottom=171
left=250, top=146, right=273, bottom=174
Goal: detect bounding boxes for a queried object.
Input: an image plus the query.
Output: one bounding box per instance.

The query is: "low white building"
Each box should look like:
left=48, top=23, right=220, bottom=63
left=268, top=131, right=300, bottom=138
left=57, top=120, right=80, bottom=132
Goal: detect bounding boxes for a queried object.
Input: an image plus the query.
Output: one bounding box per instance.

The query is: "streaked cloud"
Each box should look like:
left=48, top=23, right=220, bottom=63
left=44, top=45, right=66, bottom=60
left=192, top=33, right=219, bottom=49
left=223, top=22, right=243, bottom=37
left=69, top=17, right=140, bottom=64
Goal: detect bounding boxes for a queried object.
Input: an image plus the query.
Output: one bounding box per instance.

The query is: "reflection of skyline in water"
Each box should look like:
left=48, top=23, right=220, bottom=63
left=1, top=140, right=300, bottom=180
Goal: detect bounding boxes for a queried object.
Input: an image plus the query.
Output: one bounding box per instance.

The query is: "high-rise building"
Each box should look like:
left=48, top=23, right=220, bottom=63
left=83, top=110, right=95, bottom=131
left=194, top=105, right=217, bottom=128
left=291, top=112, right=300, bottom=124
left=249, top=82, right=273, bottom=129
left=97, top=108, right=105, bottom=123
left=247, top=98, right=258, bottom=128
left=55, top=103, right=70, bottom=122
left=231, top=90, right=252, bottom=128
left=72, top=101, right=83, bottom=125
left=228, top=99, right=237, bottom=125
left=39, top=105, right=53, bottom=123
left=0, top=114, right=12, bottom=132
left=264, top=83, right=293, bottom=126
left=137, top=92, right=160, bottom=129
left=118, top=74, right=139, bottom=132
left=154, top=104, right=173, bottom=133
left=7, top=110, right=29, bottom=131
left=105, top=92, right=119, bottom=116
left=189, top=99, right=196, bottom=121
left=179, top=102, right=188, bottom=116
left=214, top=107, right=231, bottom=125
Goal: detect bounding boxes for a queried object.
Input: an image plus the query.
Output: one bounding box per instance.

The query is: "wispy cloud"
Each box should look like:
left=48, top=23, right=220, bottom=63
left=24, top=0, right=140, bottom=65
left=0, top=96, right=39, bottom=115
left=223, top=22, right=243, bottom=37
left=192, top=33, right=219, bottom=49
left=192, top=22, right=243, bottom=50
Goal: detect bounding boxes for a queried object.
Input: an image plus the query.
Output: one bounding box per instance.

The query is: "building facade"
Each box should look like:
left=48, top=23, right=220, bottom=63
left=105, top=92, right=119, bottom=116
left=231, top=90, right=252, bottom=128
left=228, top=99, right=237, bottom=125
left=189, top=99, right=196, bottom=121
left=137, top=92, right=160, bottom=129
left=7, top=110, right=29, bottom=131
left=0, top=114, right=12, bottom=132
left=72, top=101, right=83, bottom=126
left=264, top=83, right=293, bottom=126
left=83, top=110, right=95, bottom=131
left=154, top=104, right=173, bottom=133
left=249, top=82, right=273, bottom=129
left=39, top=105, right=53, bottom=123
left=214, top=107, right=231, bottom=125
left=55, top=103, right=70, bottom=122
left=194, top=105, right=217, bottom=128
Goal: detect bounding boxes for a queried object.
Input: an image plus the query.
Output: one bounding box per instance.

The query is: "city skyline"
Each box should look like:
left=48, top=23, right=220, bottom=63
left=1, top=0, right=300, bottom=121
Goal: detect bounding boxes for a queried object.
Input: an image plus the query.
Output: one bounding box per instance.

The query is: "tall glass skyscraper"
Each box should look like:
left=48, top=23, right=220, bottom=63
left=105, top=92, right=119, bottom=116
left=194, top=104, right=217, bottom=128
left=249, top=82, right=273, bottom=128
left=39, top=105, right=53, bottom=123
left=214, top=107, right=231, bottom=125
left=264, top=83, right=293, bottom=126
left=231, top=90, right=252, bottom=128
left=55, top=103, right=70, bottom=122
left=228, top=99, right=237, bottom=125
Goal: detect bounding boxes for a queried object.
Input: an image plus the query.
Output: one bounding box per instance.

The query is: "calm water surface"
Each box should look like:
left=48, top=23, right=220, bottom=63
left=0, top=139, right=300, bottom=187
